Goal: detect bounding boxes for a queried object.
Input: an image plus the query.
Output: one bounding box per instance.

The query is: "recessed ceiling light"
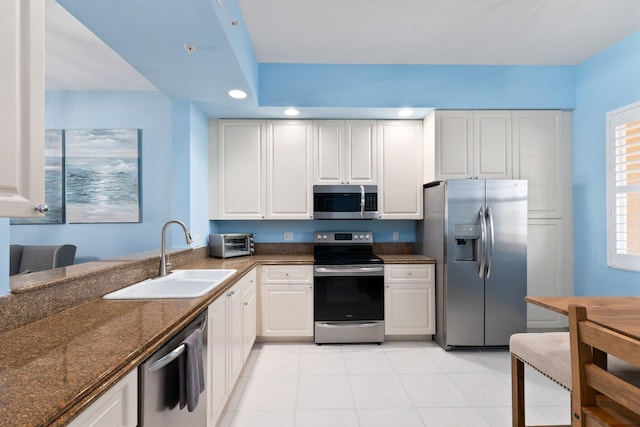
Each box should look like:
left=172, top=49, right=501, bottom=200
left=398, top=109, right=414, bottom=117
left=284, top=108, right=300, bottom=116
left=228, top=89, right=247, bottom=99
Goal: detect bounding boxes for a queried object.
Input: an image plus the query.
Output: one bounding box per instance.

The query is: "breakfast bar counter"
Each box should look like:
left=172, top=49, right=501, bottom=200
left=0, top=249, right=433, bottom=426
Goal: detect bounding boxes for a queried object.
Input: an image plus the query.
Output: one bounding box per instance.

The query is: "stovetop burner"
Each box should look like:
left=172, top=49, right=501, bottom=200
left=313, top=231, right=382, bottom=265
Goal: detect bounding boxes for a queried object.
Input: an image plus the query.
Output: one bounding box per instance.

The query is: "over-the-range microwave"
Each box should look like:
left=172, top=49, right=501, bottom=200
left=313, top=185, right=378, bottom=220
left=209, top=233, right=254, bottom=258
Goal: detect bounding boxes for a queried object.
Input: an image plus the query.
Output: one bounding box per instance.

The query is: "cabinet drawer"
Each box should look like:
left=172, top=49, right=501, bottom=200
left=384, top=264, right=434, bottom=282
left=241, top=267, right=257, bottom=296
left=261, top=265, right=313, bottom=283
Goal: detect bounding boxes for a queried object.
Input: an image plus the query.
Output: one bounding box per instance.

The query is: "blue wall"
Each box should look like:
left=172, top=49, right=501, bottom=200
left=260, top=64, right=576, bottom=109
left=0, top=219, right=8, bottom=295
left=573, top=30, right=640, bottom=296
left=211, top=220, right=416, bottom=243
left=10, top=91, right=175, bottom=263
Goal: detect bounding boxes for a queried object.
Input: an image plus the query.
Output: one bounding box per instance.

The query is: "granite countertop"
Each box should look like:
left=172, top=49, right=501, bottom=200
left=0, top=252, right=432, bottom=427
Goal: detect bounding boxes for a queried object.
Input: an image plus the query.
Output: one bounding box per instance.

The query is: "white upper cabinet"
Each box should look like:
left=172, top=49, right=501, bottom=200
left=210, top=120, right=266, bottom=219
left=377, top=120, right=424, bottom=219
left=267, top=121, right=313, bottom=219
left=0, top=0, right=45, bottom=218
left=426, top=110, right=512, bottom=181
left=512, top=110, right=569, bottom=219
left=430, top=111, right=474, bottom=180
left=314, top=120, right=377, bottom=185
left=473, top=111, right=513, bottom=179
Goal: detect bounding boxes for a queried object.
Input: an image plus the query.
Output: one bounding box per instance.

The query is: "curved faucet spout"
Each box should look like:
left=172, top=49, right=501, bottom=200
left=160, top=220, right=193, bottom=276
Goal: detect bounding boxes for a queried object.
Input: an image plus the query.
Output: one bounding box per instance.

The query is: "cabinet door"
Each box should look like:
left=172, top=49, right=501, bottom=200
left=314, top=120, right=344, bottom=184
left=0, top=0, right=45, bottom=217
left=384, top=265, right=435, bottom=335
left=345, top=120, right=377, bottom=184
left=378, top=121, right=423, bottom=219
left=512, top=111, right=564, bottom=219
left=242, top=284, right=257, bottom=363
left=267, top=121, right=313, bottom=219
left=474, top=111, right=512, bottom=179
left=385, top=282, right=435, bottom=335
left=215, top=120, right=266, bottom=219
left=228, top=284, right=244, bottom=387
left=208, top=296, right=228, bottom=425
left=526, top=219, right=567, bottom=329
left=261, top=284, right=313, bottom=337
left=434, top=111, right=474, bottom=179
left=67, top=369, right=138, bottom=427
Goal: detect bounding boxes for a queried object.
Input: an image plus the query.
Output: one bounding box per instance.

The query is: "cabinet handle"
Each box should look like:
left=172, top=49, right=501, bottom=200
left=244, top=302, right=248, bottom=306
left=34, top=204, right=49, bottom=213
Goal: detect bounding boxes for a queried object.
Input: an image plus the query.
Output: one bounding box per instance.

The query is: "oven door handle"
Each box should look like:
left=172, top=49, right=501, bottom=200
left=316, top=322, right=382, bottom=328
left=314, top=266, right=384, bottom=275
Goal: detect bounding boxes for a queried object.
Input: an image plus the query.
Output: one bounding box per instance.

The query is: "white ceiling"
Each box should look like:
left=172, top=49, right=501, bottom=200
left=45, top=0, right=156, bottom=91
left=47, top=0, right=640, bottom=99
left=238, top=0, right=640, bottom=65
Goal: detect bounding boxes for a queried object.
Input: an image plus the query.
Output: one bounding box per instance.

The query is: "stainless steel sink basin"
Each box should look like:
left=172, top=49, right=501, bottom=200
left=103, top=269, right=237, bottom=299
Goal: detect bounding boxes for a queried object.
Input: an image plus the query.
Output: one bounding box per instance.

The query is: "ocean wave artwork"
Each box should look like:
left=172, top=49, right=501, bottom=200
left=65, top=129, right=141, bottom=223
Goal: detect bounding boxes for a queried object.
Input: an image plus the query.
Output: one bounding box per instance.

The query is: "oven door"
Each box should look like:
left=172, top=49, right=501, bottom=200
left=314, top=265, right=385, bottom=343
left=313, top=265, right=384, bottom=321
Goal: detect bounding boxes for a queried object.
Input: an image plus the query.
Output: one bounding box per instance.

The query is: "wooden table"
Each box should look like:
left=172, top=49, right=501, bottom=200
left=525, top=296, right=640, bottom=339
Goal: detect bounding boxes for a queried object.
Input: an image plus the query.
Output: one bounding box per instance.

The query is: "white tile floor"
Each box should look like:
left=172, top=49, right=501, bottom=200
left=217, top=340, right=570, bottom=427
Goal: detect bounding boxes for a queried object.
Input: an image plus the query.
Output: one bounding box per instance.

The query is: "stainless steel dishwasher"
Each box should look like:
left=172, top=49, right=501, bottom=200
left=139, top=310, right=208, bottom=426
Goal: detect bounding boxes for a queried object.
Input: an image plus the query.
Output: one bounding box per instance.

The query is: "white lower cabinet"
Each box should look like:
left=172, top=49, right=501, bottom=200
left=260, top=265, right=314, bottom=337
left=526, top=219, right=569, bottom=329
left=241, top=269, right=257, bottom=361
left=207, top=295, right=229, bottom=426
left=67, top=368, right=137, bottom=427
left=207, top=267, right=257, bottom=426
left=384, top=265, right=435, bottom=335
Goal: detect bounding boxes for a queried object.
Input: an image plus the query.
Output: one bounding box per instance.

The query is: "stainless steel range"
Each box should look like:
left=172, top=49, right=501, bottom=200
left=313, top=231, right=385, bottom=344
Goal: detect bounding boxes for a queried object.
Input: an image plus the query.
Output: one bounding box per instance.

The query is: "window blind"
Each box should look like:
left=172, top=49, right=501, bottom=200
left=607, top=102, right=640, bottom=271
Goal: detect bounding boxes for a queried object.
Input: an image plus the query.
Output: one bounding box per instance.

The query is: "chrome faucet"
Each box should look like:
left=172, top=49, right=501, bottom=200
left=160, top=220, right=193, bottom=276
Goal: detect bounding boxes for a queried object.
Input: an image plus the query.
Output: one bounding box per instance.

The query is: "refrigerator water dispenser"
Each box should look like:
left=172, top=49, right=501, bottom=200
left=453, top=224, right=479, bottom=261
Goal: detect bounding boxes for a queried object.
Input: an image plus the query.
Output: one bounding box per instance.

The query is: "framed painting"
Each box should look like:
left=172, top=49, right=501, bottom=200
left=11, top=129, right=65, bottom=224
left=65, top=129, right=141, bottom=223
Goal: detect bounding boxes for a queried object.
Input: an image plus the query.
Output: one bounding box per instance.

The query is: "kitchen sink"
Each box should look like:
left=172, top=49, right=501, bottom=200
left=103, top=269, right=237, bottom=299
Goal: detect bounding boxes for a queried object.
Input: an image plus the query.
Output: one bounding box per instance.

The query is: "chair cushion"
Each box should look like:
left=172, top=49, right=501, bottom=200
left=510, top=332, right=572, bottom=390
left=510, top=331, right=640, bottom=391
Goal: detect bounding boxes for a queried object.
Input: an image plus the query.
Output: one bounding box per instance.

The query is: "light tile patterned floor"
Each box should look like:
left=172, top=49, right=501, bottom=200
left=217, top=341, right=570, bottom=427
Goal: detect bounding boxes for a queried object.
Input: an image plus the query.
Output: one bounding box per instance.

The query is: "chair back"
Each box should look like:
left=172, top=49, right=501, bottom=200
left=569, top=304, right=640, bottom=426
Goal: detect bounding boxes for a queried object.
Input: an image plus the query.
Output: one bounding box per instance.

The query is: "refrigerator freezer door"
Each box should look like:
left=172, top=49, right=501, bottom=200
left=444, top=180, right=486, bottom=347
left=484, top=180, right=527, bottom=346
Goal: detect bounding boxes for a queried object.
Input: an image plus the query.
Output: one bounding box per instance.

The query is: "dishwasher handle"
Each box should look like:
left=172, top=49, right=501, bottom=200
left=148, top=316, right=206, bottom=373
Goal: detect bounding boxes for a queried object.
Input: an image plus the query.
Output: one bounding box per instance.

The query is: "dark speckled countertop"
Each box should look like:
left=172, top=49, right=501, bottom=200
left=0, top=251, right=433, bottom=427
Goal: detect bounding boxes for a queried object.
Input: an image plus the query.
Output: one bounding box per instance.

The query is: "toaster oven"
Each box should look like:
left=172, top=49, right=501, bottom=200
left=209, top=233, right=254, bottom=258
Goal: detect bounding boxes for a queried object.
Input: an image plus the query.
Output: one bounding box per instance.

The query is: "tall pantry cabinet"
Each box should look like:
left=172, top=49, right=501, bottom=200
left=512, top=111, right=573, bottom=329
left=425, top=110, right=573, bottom=329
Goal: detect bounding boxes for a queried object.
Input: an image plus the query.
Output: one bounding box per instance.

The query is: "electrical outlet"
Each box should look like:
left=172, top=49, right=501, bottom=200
left=284, top=232, right=293, bottom=241
left=393, top=231, right=399, bottom=241
left=192, top=234, right=201, bottom=246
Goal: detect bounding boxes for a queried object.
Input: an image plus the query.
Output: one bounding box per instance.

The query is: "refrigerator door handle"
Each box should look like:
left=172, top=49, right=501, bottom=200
left=479, top=206, right=487, bottom=279
left=486, top=206, right=495, bottom=278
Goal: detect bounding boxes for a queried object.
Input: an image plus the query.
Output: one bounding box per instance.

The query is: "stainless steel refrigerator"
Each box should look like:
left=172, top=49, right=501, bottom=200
left=417, top=179, right=527, bottom=349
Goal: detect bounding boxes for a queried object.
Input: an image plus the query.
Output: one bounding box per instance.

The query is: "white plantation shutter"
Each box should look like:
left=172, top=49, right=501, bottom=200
left=607, top=101, right=640, bottom=271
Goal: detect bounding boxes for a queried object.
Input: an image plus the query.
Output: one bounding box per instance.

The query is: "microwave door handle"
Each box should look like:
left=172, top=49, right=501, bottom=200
left=360, top=185, right=365, bottom=218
